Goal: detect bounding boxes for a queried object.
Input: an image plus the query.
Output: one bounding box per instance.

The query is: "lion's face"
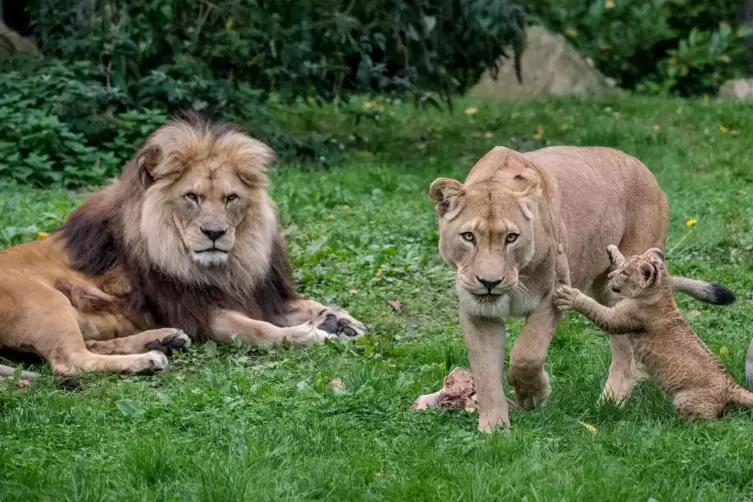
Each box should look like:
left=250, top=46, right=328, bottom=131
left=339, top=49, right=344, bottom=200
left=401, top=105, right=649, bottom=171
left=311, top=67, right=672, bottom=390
left=607, top=246, right=666, bottom=300
left=168, top=164, right=251, bottom=267
left=129, top=120, right=278, bottom=281
left=430, top=173, right=540, bottom=317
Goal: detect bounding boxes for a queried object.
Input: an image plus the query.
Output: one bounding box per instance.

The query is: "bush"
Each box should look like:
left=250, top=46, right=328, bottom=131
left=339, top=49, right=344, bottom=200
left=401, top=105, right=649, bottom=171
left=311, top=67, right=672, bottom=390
left=527, top=0, right=752, bottom=96
left=3, top=0, right=524, bottom=187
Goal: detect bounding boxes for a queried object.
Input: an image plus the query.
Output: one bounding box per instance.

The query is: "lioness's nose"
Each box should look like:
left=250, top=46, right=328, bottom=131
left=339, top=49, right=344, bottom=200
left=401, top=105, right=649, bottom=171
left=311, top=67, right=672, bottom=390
left=201, top=227, right=227, bottom=242
left=477, top=276, right=503, bottom=291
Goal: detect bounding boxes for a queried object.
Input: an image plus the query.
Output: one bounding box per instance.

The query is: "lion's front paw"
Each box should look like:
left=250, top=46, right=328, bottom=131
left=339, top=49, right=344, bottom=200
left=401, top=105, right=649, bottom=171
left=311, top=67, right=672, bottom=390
left=283, top=321, right=335, bottom=345
left=313, top=306, right=367, bottom=339
left=553, top=286, right=581, bottom=311
left=146, top=329, right=192, bottom=356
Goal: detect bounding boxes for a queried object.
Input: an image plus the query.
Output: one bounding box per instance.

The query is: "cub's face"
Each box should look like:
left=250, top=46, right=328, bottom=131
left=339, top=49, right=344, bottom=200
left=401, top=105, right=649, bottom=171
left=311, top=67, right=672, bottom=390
left=430, top=177, right=539, bottom=317
left=606, top=246, right=666, bottom=299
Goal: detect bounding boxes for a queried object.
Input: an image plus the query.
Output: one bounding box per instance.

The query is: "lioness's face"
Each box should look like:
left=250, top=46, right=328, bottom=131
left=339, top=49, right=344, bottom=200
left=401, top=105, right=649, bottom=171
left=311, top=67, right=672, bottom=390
left=430, top=178, right=538, bottom=314
left=607, top=246, right=665, bottom=299
left=170, top=166, right=254, bottom=266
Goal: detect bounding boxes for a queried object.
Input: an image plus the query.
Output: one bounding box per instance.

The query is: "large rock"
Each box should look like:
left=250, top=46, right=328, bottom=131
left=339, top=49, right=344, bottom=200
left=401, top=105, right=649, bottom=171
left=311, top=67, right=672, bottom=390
left=468, top=25, right=614, bottom=100
left=0, top=21, right=42, bottom=59
left=719, top=79, right=753, bottom=99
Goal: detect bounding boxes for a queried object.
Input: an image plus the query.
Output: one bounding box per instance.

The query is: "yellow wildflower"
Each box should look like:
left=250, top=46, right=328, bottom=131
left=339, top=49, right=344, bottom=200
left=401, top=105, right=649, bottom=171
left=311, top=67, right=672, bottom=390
left=37, top=232, right=48, bottom=239
left=686, top=219, right=697, bottom=227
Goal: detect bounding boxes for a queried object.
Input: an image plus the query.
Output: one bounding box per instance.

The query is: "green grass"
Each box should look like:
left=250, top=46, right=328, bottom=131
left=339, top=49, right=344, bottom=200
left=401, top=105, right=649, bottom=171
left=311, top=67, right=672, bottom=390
left=2, top=94, right=753, bottom=501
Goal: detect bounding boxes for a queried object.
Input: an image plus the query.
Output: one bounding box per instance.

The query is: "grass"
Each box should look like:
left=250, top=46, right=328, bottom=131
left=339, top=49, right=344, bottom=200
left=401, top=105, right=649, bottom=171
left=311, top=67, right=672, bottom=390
left=2, top=93, right=753, bottom=501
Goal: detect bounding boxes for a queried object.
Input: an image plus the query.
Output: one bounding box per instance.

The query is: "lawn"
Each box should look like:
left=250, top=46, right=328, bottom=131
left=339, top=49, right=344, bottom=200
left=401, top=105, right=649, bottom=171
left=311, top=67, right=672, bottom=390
left=2, top=94, right=753, bottom=501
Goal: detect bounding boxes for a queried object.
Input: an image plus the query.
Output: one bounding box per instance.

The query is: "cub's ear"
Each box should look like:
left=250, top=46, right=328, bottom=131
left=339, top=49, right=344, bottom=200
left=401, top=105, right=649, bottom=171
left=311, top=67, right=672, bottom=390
left=646, top=247, right=665, bottom=262
left=429, top=178, right=466, bottom=217
left=640, top=262, right=658, bottom=287
left=137, top=145, right=163, bottom=187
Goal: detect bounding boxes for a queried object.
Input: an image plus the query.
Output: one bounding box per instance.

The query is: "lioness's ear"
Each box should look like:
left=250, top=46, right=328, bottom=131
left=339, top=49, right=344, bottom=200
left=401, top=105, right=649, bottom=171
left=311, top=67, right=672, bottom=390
left=137, top=145, right=163, bottom=187
left=640, top=262, right=658, bottom=287
left=430, top=178, right=465, bottom=217
left=509, top=168, right=543, bottom=198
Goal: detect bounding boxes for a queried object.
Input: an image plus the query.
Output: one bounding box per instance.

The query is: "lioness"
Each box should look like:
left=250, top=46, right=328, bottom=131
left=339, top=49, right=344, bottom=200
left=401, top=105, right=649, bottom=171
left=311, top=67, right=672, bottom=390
left=554, top=246, right=753, bottom=420
left=429, top=146, right=735, bottom=432
left=0, top=113, right=366, bottom=376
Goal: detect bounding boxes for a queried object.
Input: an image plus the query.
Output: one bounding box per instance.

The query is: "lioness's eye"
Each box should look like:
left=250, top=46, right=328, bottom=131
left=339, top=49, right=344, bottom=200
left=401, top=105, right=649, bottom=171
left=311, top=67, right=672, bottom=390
left=225, top=194, right=239, bottom=203
left=185, top=192, right=199, bottom=203
left=505, top=233, right=519, bottom=244
left=461, top=232, right=475, bottom=243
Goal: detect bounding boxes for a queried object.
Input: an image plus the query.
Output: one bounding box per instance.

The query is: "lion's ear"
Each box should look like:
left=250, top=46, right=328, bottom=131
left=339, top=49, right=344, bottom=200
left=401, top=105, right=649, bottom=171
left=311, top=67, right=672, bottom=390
left=430, top=178, right=465, bottom=217
left=137, top=145, right=163, bottom=187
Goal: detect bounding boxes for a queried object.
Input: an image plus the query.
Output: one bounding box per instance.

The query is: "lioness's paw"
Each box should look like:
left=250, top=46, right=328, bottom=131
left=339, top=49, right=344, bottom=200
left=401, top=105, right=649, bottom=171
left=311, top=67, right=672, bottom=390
left=553, top=286, right=579, bottom=311
left=146, top=330, right=192, bottom=356
left=313, top=306, right=367, bottom=339
left=478, top=408, right=510, bottom=433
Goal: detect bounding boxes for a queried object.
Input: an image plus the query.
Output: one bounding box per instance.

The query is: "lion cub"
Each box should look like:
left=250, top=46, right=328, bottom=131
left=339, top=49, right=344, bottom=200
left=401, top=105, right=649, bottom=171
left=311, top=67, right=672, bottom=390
left=554, top=245, right=752, bottom=420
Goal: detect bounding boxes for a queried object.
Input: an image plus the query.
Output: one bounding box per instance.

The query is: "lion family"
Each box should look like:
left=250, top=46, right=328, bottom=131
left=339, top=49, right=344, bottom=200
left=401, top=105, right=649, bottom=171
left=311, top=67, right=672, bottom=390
left=0, top=114, right=749, bottom=430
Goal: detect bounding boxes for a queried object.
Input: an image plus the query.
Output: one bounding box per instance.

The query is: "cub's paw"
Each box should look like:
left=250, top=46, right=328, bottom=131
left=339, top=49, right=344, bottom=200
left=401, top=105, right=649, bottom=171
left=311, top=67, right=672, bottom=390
left=146, top=329, right=192, bottom=356
left=313, top=306, right=367, bottom=340
left=553, top=286, right=580, bottom=311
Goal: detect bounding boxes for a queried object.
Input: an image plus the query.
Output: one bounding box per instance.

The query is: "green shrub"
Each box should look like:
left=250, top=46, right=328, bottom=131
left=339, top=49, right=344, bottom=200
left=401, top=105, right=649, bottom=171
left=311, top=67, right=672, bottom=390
left=527, top=0, right=752, bottom=96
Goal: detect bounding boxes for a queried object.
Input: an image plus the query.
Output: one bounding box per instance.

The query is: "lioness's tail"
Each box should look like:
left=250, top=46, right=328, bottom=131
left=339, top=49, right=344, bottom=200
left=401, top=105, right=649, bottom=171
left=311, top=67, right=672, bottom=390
left=671, top=277, right=736, bottom=305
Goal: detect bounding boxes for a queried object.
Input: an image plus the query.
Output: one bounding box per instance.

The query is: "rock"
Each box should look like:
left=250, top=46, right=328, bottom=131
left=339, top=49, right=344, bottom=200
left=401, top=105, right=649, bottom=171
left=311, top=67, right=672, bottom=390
left=0, top=21, right=42, bottom=60
left=468, top=25, right=614, bottom=101
left=719, top=79, right=753, bottom=99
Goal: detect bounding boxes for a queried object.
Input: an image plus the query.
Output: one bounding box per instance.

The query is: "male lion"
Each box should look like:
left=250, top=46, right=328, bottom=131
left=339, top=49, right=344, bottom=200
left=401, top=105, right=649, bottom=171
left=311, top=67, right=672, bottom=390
left=0, top=113, right=366, bottom=377
left=429, top=146, right=735, bottom=432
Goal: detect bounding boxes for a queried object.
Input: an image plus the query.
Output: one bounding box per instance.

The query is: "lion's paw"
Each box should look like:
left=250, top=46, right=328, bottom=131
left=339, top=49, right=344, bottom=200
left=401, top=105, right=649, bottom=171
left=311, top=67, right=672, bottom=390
left=133, top=351, right=170, bottom=374
left=146, top=330, right=192, bottom=356
left=313, top=306, right=367, bottom=340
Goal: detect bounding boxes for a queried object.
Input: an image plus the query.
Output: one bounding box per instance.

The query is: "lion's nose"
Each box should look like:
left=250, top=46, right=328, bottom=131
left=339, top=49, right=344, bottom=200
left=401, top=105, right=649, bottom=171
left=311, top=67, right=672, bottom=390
left=477, top=276, right=503, bottom=291
left=201, top=227, right=227, bottom=242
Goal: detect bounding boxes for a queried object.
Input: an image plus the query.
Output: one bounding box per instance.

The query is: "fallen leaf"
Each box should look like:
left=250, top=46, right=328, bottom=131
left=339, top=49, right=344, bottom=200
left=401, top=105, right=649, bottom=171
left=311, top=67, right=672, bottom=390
left=720, top=124, right=729, bottom=134
left=585, top=57, right=594, bottom=67
left=387, top=299, right=402, bottom=312
left=376, top=268, right=383, bottom=277
left=736, top=189, right=745, bottom=194
left=350, top=289, right=358, bottom=295
left=439, top=362, right=446, bottom=370
left=534, top=124, right=544, bottom=139
left=566, top=27, right=578, bottom=37
left=327, top=215, right=335, bottom=220
left=652, top=123, right=661, bottom=131
left=343, top=205, right=351, bottom=210
left=731, top=130, right=740, bottom=136
left=357, top=151, right=373, bottom=158
left=464, top=107, right=478, bottom=115
left=719, top=347, right=730, bottom=357
left=704, top=94, right=709, bottom=103
left=363, top=101, right=378, bottom=110
left=580, top=422, right=598, bottom=434
left=605, top=0, right=615, bottom=8
left=511, top=112, right=520, bottom=118
left=464, top=406, right=477, bottom=413
left=328, top=378, right=346, bottom=390
left=374, top=472, right=384, bottom=478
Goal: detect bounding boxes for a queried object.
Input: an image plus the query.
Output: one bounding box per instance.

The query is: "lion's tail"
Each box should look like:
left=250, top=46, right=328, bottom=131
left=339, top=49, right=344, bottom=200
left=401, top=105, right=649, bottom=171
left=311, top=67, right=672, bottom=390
left=671, top=277, right=736, bottom=305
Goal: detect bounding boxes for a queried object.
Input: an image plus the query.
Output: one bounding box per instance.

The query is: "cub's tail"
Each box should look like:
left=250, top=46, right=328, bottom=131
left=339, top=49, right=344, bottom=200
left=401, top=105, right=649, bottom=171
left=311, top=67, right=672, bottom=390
left=671, top=277, right=736, bottom=306
left=730, top=383, right=753, bottom=408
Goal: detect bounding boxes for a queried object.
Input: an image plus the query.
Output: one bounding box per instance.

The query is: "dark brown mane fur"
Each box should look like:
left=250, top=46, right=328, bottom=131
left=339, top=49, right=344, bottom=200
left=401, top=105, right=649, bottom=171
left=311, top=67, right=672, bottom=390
left=59, top=112, right=299, bottom=339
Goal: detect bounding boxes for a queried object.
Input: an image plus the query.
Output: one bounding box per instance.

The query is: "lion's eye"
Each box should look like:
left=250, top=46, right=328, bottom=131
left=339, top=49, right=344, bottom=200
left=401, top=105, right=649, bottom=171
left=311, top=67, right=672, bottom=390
left=185, top=192, right=199, bottom=203
left=225, top=194, right=238, bottom=203
left=505, top=233, right=519, bottom=244
left=461, top=232, right=475, bottom=243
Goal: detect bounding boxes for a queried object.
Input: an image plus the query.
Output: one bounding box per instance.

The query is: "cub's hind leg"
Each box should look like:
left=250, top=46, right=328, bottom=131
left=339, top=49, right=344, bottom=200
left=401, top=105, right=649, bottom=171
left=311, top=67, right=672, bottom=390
left=673, top=389, right=726, bottom=421
left=0, top=281, right=169, bottom=376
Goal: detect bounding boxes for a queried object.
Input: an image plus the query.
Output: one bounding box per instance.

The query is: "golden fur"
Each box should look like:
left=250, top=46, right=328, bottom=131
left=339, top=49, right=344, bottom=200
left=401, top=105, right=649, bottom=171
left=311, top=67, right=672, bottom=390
left=554, top=246, right=753, bottom=420
left=0, top=114, right=366, bottom=377
left=430, top=145, right=735, bottom=432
